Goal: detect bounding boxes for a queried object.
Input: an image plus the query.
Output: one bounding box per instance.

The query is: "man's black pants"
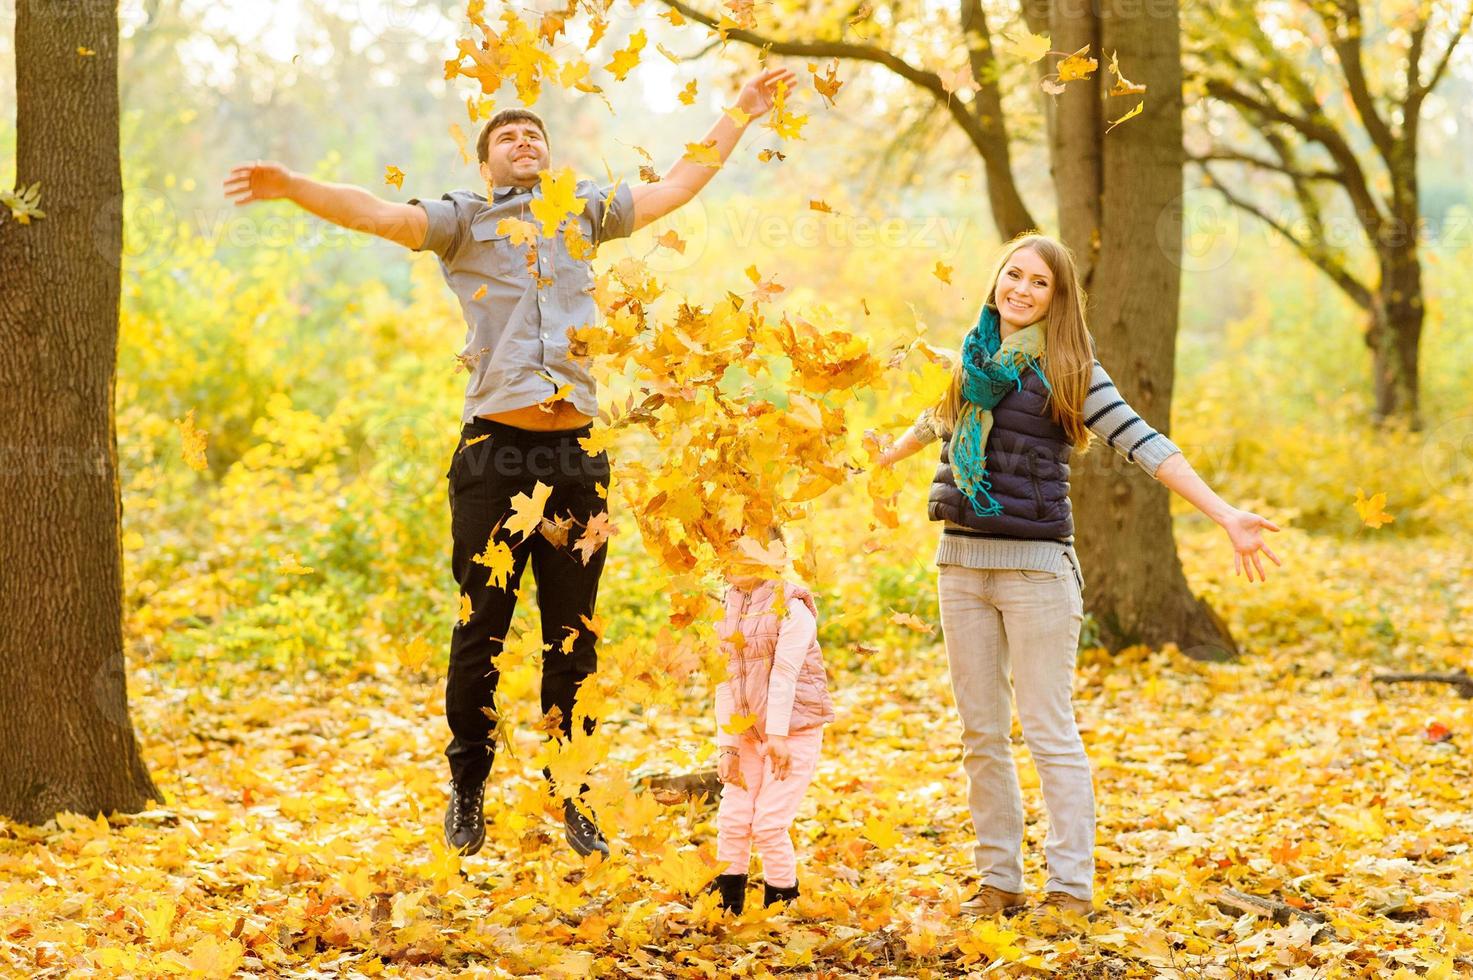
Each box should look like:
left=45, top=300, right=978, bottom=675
left=444, top=417, right=609, bottom=789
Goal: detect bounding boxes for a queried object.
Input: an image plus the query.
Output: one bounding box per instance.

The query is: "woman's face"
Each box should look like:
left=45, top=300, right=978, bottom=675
left=994, top=247, right=1055, bottom=329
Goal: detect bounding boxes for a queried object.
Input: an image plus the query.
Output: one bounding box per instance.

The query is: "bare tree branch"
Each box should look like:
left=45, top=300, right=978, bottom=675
left=1408, top=2, right=1473, bottom=114
left=1188, top=149, right=1343, bottom=183
left=656, top=0, right=1037, bottom=236
left=1197, top=162, right=1372, bottom=310
left=1315, top=0, right=1397, bottom=156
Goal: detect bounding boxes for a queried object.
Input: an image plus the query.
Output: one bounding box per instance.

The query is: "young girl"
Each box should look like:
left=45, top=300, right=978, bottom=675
left=877, top=233, right=1281, bottom=917
left=711, top=563, right=835, bottom=914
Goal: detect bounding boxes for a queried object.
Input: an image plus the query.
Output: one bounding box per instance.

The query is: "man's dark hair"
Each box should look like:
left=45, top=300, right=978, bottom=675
left=477, top=109, right=549, bottom=164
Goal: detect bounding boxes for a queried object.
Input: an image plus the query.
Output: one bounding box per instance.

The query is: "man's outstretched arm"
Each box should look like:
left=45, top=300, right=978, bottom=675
left=223, top=161, right=428, bottom=250
left=629, top=66, right=796, bottom=233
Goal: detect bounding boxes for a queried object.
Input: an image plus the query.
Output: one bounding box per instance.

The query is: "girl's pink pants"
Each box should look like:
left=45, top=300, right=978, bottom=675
left=715, top=730, right=823, bottom=888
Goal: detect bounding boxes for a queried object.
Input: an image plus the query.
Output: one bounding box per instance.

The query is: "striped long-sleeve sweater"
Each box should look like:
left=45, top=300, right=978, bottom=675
left=909, top=360, right=1182, bottom=586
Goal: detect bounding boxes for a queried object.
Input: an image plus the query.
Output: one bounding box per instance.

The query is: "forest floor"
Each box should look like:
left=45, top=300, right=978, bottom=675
left=3, top=526, right=1471, bottom=978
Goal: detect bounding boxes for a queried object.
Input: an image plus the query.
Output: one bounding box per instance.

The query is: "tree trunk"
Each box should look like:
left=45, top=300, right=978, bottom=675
left=0, top=1, right=160, bottom=824
left=1051, top=0, right=1237, bottom=658
left=1367, top=246, right=1424, bottom=429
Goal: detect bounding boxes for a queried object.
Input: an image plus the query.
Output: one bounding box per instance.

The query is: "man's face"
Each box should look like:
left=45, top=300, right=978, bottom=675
left=480, top=121, right=550, bottom=189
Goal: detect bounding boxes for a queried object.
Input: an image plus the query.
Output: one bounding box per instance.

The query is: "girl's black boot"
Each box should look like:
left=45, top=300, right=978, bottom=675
left=714, top=873, right=748, bottom=914
left=763, top=879, right=800, bottom=907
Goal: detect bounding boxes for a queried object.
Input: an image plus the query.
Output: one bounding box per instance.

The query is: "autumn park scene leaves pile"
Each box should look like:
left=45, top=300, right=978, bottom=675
left=3, top=0, right=1473, bottom=977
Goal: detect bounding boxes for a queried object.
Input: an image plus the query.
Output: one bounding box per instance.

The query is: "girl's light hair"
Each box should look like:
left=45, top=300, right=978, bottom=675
left=932, top=233, right=1095, bottom=451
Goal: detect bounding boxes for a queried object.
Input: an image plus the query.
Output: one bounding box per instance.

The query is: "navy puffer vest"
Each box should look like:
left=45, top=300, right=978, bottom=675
left=927, top=368, right=1075, bottom=540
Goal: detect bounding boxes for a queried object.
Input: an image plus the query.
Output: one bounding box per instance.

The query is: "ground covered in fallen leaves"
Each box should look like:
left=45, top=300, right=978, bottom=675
left=3, top=526, right=1471, bottom=978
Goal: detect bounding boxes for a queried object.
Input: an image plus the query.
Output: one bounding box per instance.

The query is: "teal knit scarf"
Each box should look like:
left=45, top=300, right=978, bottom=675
left=951, top=304, right=1050, bottom=517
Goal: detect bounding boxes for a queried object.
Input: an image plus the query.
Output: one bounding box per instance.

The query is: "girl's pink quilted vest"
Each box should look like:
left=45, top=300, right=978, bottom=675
left=719, top=579, right=835, bottom=736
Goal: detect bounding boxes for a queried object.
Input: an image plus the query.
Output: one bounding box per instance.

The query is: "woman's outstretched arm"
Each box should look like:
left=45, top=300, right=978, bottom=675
left=1153, top=454, right=1282, bottom=582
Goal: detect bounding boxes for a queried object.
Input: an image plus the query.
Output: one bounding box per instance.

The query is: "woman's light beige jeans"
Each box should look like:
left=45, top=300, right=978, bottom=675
left=937, top=562, right=1094, bottom=901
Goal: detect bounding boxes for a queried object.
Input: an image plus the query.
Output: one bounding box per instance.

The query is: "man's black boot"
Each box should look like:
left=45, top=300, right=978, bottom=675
left=563, top=798, right=610, bottom=858
left=763, top=879, right=800, bottom=907
left=444, top=780, right=486, bottom=856
left=713, top=873, right=748, bottom=914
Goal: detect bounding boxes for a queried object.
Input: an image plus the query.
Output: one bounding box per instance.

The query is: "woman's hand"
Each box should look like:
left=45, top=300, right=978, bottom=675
left=1222, top=508, right=1282, bottom=582
left=736, top=67, right=798, bottom=118
left=765, top=734, right=792, bottom=780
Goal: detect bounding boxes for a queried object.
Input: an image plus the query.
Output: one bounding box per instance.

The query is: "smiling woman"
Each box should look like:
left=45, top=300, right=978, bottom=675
left=875, top=232, right=1282, bottom=916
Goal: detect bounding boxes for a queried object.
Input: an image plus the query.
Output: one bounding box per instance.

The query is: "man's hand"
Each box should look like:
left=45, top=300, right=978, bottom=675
left=224, top=161, right=293, bottom=205
left=736, top=67, right=798, bottom=119
left=765, top=734, right=792, bottom=780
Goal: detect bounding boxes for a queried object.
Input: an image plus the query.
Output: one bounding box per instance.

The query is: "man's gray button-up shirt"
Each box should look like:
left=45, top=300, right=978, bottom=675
left=410, top=180, right=635, bottom=423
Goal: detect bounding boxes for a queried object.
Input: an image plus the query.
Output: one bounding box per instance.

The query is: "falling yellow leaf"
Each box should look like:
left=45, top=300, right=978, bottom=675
left=809, top=200, right=834, bottom=213
left=1106, top=100, right=1144, bottom=133
left=497, top=217, right=540, bottom=246
left=724, top=105, right=751, bottom=127
left=448, top=123, right=471, bottom=164
left=529, top=167, right=587, bottom=238
left=655, top=229, right=687, bottom=254
left=939, top=64, right=977, bottom=96
left=678, top=79, right=698, bottom=105
left=457, top=593, right=473, bottom=625
left=472, top=538, right=517, bottom=589
left=1108, top=50, right=1147, bottom=96
left=1003, top=30, right=1051, bottom=64
left=604, top=29, right=646, bottom=81
left=933, top=261, right=953, bottom=285
left=1055, top=44, right=1098, bottom=83
left=681, top=140, right=723, bottom=168
left=1354, top=488, right=1395, bottom=529
left=660, top=7, right=686, bottom=26
left=810, top=60, right=843, bottom=106
left=177, top=409, right=208, bottom=472
left=384, top=165, right=405, bottom=189
left=77, top=46, right=97, bottom=57
left=471, top=284, right=488, bottom=300
left=505, top=481, right=554, bottom=542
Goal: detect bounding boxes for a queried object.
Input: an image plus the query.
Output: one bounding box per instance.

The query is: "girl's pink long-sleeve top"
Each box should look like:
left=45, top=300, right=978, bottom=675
left=714, top=599, right=818, bottom=747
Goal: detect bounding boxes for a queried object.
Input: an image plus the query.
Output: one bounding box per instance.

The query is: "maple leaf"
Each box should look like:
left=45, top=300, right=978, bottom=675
left=1353, top=488, right=1395, bottom=529
left=529, top=168, right=586, bottom=238
left=678, top=79, right=698, bottom=105
left=933, top=260, right=953, bottom=284
left=504, top=481, right=553, bottom=542
left=1055, top=44, right=1099, bottom=82
left=457, top=593, right=473, bottom=625
left=722, top=712, right=757, bottom=736
left=890, top=611, right=934, bottom=634
left=862, top=815, right=902, bottom=849
left=472, top=538, right=516, bottom=589
left=681, top=140, right=722, bottom=168
left=383, top=165, right=405, bottom=190
left=757, top=148, right=786, bottom=163
left=655, top=229, right=687, bottom=253
left=810, top=60, right=843, bottom=106
left=604, top=29, right=646, bottom=81
left=574, top=511, right=617, bottom=564
left=176, top=409, right=208, bottom=472
left=724, top=105, right=751, bottom=127
left=766, top=79, right=809, bottom=140
left=497, top=217, right=539, bottom=246
left=809, top=199, right=834, bottom=213
left=660, top=6, right=686, bottom=25
left=539, top=514, right=574, bottom=549
left=1003, top=30, right=1051, bottom=63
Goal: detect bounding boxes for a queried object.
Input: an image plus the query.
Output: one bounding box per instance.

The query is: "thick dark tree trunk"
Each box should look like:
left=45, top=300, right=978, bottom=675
left=1368, top=247, right=1424, bottom=429
left=0, top=1, right=160, bottom=824
left=1050, top=0, right=1237, bottom=658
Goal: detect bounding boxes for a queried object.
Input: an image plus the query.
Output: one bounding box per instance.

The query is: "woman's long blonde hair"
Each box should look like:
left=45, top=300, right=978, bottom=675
left=932, top=233, right=1095, bottom=450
